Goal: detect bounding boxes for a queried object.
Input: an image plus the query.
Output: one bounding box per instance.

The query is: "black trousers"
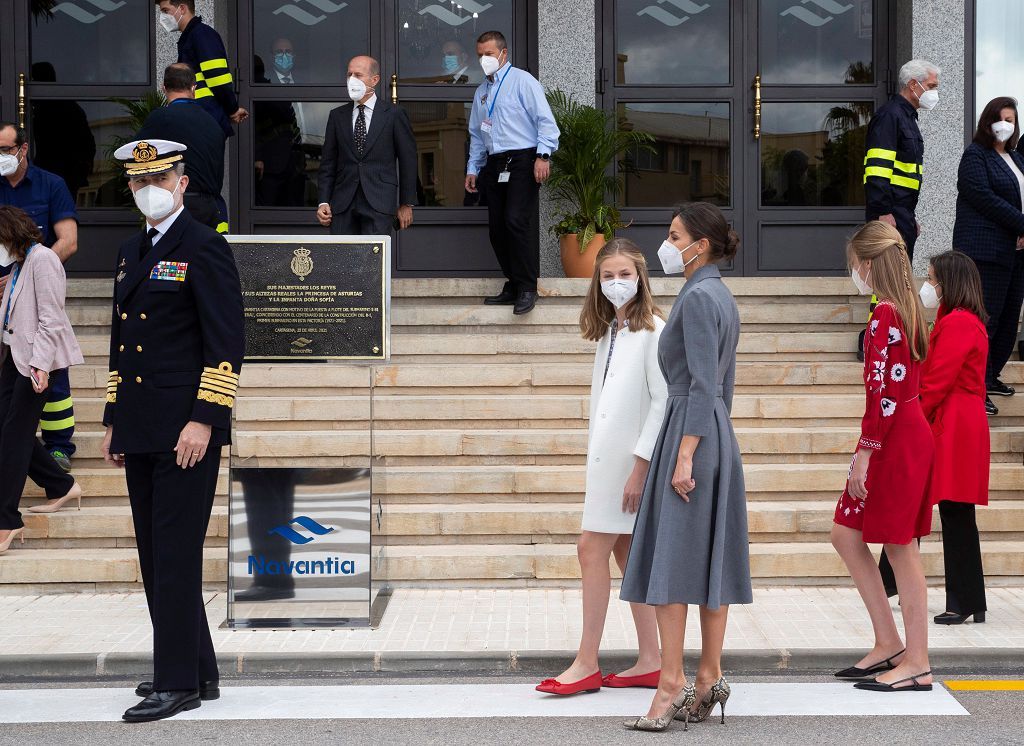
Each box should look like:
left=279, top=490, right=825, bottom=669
left=891, top=206, right=918, bottom=262
left=480, top=149, right=540, bottom=293
left=974, top=255, right=1024, bottom=386
left=879, top=501, right=986, bottom=614
left=183, top=193, right=221, bottom=232
left=329, top=185, right=394, bottom=236
left=0, top=353, right=74, bottom=530
left=126, top=447, right=222, bottom=691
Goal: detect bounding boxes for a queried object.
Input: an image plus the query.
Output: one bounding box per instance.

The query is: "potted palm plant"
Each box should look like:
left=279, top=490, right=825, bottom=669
left=546, top=90, right=654, bottom=277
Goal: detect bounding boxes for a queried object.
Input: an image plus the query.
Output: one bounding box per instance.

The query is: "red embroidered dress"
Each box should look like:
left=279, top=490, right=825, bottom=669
left=834, top=301, right=934, bottom=544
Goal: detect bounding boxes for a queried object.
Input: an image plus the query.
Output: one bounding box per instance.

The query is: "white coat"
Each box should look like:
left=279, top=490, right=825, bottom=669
left=582, top=316, right=668, bottom=534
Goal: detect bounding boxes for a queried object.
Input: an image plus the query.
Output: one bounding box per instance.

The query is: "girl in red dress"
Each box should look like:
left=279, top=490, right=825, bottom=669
left=832, top=221, right=935, bottom=692
left=919, top=251, right=990, bottom=624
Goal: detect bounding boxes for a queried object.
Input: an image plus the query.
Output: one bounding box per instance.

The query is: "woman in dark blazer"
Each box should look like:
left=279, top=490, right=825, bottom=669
left=952, top=96, right=1024, bottom=416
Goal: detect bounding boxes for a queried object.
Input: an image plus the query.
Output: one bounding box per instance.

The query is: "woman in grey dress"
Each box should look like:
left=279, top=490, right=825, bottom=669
left=620, top=202, right=752, bottom=732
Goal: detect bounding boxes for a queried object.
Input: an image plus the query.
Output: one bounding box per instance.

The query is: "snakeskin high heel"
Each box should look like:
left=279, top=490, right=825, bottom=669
left=623, top=683, right=696, bottom=732
left=687, top=677, right=731, bottom=725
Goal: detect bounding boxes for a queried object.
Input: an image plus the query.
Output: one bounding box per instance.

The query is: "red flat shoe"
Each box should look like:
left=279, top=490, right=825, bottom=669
left=602, top=670, right=661, bottom=688
left=535, top=671, right=603, bottom=695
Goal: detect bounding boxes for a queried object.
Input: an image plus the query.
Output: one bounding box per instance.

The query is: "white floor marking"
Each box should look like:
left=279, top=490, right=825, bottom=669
left=0, top=683, right=969, bottom=723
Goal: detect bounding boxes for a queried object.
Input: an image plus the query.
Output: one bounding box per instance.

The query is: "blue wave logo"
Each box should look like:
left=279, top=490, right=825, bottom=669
left=268, top=516, right=335, bottom=544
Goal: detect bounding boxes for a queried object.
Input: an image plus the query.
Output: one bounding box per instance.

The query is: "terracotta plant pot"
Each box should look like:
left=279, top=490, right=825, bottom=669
left=559, top=233, right=607, bottom=278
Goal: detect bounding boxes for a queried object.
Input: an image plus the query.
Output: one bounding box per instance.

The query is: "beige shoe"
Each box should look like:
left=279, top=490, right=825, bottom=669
left=27, top=482, right=82, bottom=513
left=623, top=683, right=696, bottom=732
left=0, top=527, right=25, bottom=555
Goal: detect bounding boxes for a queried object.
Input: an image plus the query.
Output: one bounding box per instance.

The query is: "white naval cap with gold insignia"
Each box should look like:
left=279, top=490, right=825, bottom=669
left=113, top=139, right=187, bottom=177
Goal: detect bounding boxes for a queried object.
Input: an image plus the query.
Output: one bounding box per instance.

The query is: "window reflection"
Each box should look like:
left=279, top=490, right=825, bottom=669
left=30, top=1, right=149, bottom=84
left=30, top=100, right=134, bottom=208
left=252, top=96, right=336, bottom=208
left=397, top=0, right=512, bottom=85
left=618, top=103, right=730, bottom=207
left=976, top=0, right=1024, bottom=120
left=760, top=101, right=873, bottom=207
left=405, top=101, right=475, bottom=206
left=614, top=0, right=730, bottom=85
left=759, top=0, right=872, bottom=85
left=254, top=0, right=370, bottom=86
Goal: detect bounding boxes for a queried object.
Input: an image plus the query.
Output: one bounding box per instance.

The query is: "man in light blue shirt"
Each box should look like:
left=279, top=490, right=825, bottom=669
left=465, top=30, right=559, bottom=315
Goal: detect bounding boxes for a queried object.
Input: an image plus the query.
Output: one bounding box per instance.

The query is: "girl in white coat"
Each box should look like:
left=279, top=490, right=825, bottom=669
left=536, top=239, right=668, bottom=696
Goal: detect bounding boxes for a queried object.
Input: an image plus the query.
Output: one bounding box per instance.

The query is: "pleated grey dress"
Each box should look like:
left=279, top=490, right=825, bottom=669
left=619, top=263, right=752, bottom=609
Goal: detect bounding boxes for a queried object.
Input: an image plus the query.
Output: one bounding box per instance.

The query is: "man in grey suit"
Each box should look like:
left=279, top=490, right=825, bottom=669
left=316, top=56, right=417, bottom=235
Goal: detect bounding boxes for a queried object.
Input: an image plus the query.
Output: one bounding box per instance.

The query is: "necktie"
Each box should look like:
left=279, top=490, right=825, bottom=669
left=140, top=227, right=160, bottom=260
left=354, top=104, right=367, bottom=157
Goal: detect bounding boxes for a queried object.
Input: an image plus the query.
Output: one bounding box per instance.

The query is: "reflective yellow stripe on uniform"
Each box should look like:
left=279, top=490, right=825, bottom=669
left=40, top=415, right=75, bottom=431
left=194, top=72, right=206, bottom=81
left=200, top=58, right=229, bottom=72
left=890, top=174, right=921, bottom=190
left=42, top=398, right=73, bottom=413
left=204, top=73, right=233, bottom=88
left=894, top=159, right=922, bottom=174
left=864, top=166, right=893, bottom=180
left=865, top=148, right=897, bottom=162
left=216, top=222, right=229, bottom=234
left=195, top=87, right=214, bottom=98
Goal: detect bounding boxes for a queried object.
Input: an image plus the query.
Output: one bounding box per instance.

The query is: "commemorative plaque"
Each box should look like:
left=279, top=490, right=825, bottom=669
left=228, top=236, right=390, bottom=361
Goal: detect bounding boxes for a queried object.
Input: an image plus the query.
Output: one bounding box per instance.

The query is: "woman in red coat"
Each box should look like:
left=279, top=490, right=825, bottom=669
left=918, top=250, right=990, bottom=624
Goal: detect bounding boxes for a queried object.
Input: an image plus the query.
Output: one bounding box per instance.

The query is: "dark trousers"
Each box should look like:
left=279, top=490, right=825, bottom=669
left=892, top=206, right=918, bottom=262
left=239, top=468, right=296, bottom=591
left=879, top=502, right=986, bottom=614
left=126, top=447, right=222, bottom=690
left=183, top=193, right=222, bottom=233
left=0, top=353, right=74, bottom=529
left=329, top=185, right=394, bottom=236
left=39, top=367, right=74, bottom=456
left=974, top=256, right=1024, bottom=385
left=480, top=149, right=540, bottom=293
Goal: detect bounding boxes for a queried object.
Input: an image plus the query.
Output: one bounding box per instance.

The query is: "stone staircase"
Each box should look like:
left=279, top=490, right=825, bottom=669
left=3, top=277, right=1024, bottom=591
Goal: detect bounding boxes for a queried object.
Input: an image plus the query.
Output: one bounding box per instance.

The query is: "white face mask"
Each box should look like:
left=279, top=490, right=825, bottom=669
left=0, top=151, right=22, bottom=177
left=851, top=266, right=873, bottom=296
left=601, top=278, right=639, bottom=310
left=919, top=281, right=941, bottom=309
left=658, top=239, right=700, bottom=275
left=992, top=120, right=1015, bottom=143
left=914, top=80, right=939, bottom=111
left=159, top=7, right=181, bottom=33
left=0, top=243, right=15, bottom=268
left=347, top=76, right=368, bottom=102
left=132, top=177, right=181, bottom=221
left=480, top=54, right=502, bottom=77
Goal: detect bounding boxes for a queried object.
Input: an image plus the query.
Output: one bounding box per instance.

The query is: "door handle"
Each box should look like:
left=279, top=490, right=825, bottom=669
left=753, top=74, right=761, bottom=140
left=18, top=72, right=26, bottom=129
left=391, top=74, right=398, bottom=105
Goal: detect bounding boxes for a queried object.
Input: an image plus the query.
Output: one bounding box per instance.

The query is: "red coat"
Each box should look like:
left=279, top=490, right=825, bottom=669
left=835, top=302, right=934, bottom=544
left=920, top=306, right=990, bottom=506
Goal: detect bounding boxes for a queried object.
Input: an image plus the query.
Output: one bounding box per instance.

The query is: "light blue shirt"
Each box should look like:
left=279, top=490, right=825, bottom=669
left=466, top=62, right=560, bottom=176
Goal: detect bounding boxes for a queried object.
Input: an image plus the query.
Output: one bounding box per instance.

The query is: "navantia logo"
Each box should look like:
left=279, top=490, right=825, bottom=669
left=273, top=0, right=349, bottom=26
left=269, top=516, right=335, bottom=545
left=637, top=0, right=710, bottom=28
left=53, top=0, right=126, bottom=24
left=419, top=0, right=492, bottom=26
left=780, top=0, right=853, bottom=28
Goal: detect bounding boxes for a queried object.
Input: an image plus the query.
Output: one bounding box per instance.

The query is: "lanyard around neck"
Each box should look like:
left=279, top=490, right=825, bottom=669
left=487, top=66, right=509, bottom=119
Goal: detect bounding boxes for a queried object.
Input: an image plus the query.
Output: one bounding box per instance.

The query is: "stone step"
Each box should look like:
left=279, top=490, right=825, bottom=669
left=3, top=540, right=1023, bottom=586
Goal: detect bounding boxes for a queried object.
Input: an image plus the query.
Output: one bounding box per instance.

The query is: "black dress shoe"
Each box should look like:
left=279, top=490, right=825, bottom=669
left=234, top=586, right=296, bottom=602
left=484, top=285, right=517, bottom=305
left=123, top=690, right=201, bottom=722
left=988, top=379, right=1015, bottom=397
left=934, top=610, right=986, bottom=625
left=513, top=290, right=537, bottom=315
left=136, top=679, right=219, bottom=700
left=833, top=648, right=904, bottom=679
left=853, top=671, right=933, bottom=692
left=986, top=396, right=999, bottom=416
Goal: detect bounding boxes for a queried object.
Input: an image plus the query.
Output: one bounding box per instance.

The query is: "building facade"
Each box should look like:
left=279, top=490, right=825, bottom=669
left=0, top=1, right=1007, bottom=277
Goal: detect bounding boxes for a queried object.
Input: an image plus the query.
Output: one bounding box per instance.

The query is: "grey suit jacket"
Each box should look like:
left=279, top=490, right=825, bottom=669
left=0, top=244, right=83, bottom=377
left=317, top=98, right=418, bottom=215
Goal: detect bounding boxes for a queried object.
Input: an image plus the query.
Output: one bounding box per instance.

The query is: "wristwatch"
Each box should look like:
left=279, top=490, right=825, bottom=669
left=537, top=153, right=550, bottom=161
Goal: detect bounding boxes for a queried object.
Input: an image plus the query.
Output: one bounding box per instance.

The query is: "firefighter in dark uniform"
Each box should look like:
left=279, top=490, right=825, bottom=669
left=859, top=59, right=940, bottom=358
left=102, top=139, right=244, bottom=723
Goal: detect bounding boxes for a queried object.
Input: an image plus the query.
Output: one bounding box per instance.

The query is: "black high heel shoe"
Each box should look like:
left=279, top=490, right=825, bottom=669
left=854, top=671, right=933, bottom=692
left=934, top=611, right=985, bottom=625
left=834, top=649, right=904, bottom=680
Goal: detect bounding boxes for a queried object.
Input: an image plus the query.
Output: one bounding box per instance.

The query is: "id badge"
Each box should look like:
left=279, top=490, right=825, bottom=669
left=498, top=171, right=511, bottom=183
left=481, top=118, right=493, bottom=133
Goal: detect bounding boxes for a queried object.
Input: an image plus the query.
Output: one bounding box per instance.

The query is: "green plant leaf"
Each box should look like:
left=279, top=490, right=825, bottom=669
left=579, top=222, right=596, bottom=254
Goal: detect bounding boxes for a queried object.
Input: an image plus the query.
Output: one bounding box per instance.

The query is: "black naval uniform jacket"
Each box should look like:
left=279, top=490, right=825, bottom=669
left=102, top=209, right=244, bottom=454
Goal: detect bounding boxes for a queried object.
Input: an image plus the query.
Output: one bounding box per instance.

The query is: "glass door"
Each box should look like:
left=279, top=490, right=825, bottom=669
left=600, top=0, right=892, bottom=276
left=746, top=0, right=890, bottom=275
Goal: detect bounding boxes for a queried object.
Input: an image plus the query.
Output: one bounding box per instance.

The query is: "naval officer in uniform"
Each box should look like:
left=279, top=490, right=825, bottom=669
left=102, top=139, right=244, bottom=722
